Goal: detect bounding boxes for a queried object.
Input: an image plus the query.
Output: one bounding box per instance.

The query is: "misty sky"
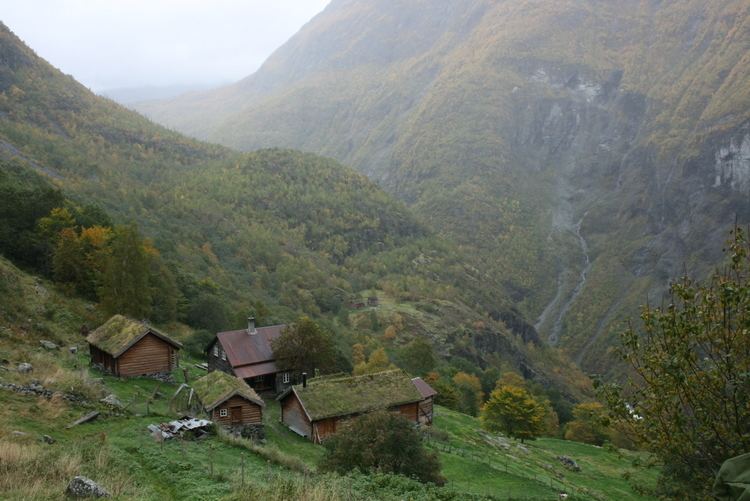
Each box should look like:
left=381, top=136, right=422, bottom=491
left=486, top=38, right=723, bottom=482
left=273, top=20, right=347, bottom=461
left=2, top=0, right=330, bottom=91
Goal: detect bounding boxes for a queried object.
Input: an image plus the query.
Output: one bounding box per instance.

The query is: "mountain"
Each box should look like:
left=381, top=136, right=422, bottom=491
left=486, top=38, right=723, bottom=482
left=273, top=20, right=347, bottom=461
left=138, top=0, right=750, bottom=374
left=0, top=22, right=590, bottom=404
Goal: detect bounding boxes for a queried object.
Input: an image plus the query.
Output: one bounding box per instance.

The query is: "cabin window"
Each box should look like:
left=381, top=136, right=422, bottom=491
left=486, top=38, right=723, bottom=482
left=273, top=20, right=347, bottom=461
left=213, top=345, right=219, bottom=357
left=282, top=372, right=291, bottom=384
left=253, top=376, right=264, bottom=383
left=221, top=349, right=227, bottom=361
left=219, top=408, right=228, bottom=417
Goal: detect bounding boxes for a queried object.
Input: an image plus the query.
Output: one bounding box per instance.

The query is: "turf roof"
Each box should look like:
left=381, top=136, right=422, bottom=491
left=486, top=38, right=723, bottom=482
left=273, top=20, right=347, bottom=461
left=289, top=369, right=422, bottom=421
left=192, top=370, right=264, bottom=411
left=86, top=314, right=181, bottom=357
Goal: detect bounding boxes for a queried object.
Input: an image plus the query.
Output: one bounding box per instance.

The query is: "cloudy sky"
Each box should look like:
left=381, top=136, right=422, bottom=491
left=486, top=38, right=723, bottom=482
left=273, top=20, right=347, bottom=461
left=2, top=0, right=330, bottom=92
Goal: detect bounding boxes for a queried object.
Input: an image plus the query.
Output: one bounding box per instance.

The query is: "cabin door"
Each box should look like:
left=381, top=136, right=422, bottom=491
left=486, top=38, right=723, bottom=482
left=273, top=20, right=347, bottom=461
left=230, top=406, right=243, bottom=425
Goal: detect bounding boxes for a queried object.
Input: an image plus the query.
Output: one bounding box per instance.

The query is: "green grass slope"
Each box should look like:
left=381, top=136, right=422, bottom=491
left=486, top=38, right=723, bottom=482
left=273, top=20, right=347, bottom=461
left=0, top=255, right=656, bottom=499
left=138, top=0, right=750, bottom=376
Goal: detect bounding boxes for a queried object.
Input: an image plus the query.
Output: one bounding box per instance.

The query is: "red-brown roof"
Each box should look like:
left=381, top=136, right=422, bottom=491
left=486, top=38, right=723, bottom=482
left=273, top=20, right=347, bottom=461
left=234, top=360, right=280, bottom=379
left=215, top=324, right=286, bottom=373
left=412, top=377, right=438, bottom=399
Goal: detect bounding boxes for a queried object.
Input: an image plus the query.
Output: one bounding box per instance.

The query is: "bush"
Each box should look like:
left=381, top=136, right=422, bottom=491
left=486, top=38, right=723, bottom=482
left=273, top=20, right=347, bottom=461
left=319, top=411, right=444, bottom=485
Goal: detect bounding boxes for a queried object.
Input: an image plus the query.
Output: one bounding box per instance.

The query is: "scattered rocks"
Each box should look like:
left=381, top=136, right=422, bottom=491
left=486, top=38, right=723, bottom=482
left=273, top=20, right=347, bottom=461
left=100, top=394, right=124, bottom=409
left=17, top=362, right=33, bottom=373
left=69, top=346, right=78, bottom=354
left=41, top=434, right=55, bottom=444
left=149, top=373, right=174, bottom=383
left=516, top=444, right=529, bottom=454
left=11, top=431, right=28, bottom=437
left=0, top=381, right=88, bottom=404
left=40, top=340, right=58, bottom=350
left=556, top=455, right=581, bottom=472
left=65, top=476, right=110, bottom=498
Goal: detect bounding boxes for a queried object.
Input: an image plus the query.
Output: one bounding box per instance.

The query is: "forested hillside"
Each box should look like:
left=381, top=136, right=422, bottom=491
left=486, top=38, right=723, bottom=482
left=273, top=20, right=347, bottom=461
left=139, top=0, right=750, bottom=374
left=0, top=22, right=591, bottom=413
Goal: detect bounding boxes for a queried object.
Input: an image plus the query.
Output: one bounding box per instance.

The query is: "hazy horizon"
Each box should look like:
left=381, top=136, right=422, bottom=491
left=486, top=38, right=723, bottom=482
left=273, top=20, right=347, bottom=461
left=2, top=0, right=330, bottom=93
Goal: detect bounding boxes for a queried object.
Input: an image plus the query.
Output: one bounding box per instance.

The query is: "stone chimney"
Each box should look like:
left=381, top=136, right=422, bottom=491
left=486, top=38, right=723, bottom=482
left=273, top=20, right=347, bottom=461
left=248, top=317, right=257, bottom=335
left=302, top=372, right=308, bottom=388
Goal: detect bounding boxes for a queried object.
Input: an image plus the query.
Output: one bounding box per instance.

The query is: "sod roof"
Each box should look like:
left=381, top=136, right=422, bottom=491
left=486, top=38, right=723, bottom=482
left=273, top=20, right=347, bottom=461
left=86, top=314, right=182, bottom=358
left=284, top=370, right=422, bottom=421
left=192, top=370, right=265, bottom=411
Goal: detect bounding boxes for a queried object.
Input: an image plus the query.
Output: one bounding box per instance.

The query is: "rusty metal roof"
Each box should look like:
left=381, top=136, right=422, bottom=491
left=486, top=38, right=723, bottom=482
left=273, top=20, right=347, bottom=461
left=234, top=361, right=280, bottom=379
left=216, top=324, right=285, bottom=370
left=411, top=377, right=438, bottom=399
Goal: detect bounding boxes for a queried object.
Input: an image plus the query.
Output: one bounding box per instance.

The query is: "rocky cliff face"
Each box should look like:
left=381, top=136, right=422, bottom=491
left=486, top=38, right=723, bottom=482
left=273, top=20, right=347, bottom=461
left=137, top=0, right=750, bottom=376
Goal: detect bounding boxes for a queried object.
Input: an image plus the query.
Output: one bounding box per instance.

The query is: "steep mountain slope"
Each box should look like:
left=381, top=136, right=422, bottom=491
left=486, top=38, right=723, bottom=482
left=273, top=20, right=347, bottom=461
left=139, top=0, right=750, bottom=374
left=0, top=23, right=590, bottom=401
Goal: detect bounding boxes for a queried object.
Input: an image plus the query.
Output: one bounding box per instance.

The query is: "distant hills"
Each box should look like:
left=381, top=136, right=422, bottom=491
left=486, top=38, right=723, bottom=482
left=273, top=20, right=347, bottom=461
left=100, top=84, right=227, bottom=105
left=0, top=21, right=590, bottom=404
left=137, top=0, right=750, bottom=374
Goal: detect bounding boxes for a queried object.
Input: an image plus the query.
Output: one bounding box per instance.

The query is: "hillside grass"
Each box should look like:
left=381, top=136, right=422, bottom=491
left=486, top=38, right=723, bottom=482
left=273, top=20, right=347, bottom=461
left=0, top=256, right=657, bottom=500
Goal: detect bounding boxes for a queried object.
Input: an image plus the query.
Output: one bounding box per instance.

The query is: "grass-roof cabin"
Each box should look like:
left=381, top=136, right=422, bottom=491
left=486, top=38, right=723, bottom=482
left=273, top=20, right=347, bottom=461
left=277, top=370, right=424, bottom=443
left=87, top=315, right=182, bottom=377
left=192, top=370, right=265, bottom=433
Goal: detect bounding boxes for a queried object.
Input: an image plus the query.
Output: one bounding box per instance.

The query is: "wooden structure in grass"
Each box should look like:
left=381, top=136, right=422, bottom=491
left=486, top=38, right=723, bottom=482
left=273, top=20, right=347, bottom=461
left=192, top=370, right=265, bottom=428
left=87, top=315, right=182, bottom=377
left=411, top=377, right=438, bottom=425
left=277, top=369, right=432, bottom=443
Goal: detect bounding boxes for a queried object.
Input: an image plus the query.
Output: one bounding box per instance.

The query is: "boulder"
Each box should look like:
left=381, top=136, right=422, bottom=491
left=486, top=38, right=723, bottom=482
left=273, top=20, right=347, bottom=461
left=556, top=455, right=581, bottom=472
left=40, top=340, right=58, bottom=350
left=11, top=431, right=28, bottom=437
left=69, top=346, right=78, bottom=354
left=65, top=476, right=110, bottom=498
left=100, top=394, right=124, bottom=409
left=17, top=363, right=33, bottom=373
left=41, top=434, right=55, bottom=444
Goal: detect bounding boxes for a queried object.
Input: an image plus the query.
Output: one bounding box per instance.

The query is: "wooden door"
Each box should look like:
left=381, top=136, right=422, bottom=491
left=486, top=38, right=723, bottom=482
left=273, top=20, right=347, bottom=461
left=230, top=406, right=243, bottom=425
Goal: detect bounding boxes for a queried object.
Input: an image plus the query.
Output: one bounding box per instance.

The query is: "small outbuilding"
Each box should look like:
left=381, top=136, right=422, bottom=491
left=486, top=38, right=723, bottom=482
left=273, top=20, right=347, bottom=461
left=277, top=370, right=424, bottom=443
left=411, top=377, right=438, bottom=425
left=192, top=370, right=265, bottom=436
left=87, top=315, right=182, bottom=377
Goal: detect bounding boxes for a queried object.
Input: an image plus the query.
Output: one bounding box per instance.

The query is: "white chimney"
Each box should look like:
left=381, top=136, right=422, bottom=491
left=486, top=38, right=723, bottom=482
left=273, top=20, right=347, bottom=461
left=248, top=317, right=257, bottom=335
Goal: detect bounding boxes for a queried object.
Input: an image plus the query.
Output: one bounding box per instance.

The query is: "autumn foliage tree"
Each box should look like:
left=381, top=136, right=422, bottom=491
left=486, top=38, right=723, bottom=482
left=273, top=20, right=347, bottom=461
left=452, top=372, right=484, bottom=416
left=481, top=385, right=545, bottom=443
left=601, top=227, right=750, bottom=498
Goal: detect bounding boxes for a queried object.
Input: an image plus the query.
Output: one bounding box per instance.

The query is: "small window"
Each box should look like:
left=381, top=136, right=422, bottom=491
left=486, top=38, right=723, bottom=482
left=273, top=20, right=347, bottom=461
left=253, top=376, right=264, bottom=383
left=219, top=408, right=228, bottom=417
left=221, top=349, right=227, bottom=361
left=282, top=372, right=291, bottom=384
left=213, top=345, right=219, bottom=357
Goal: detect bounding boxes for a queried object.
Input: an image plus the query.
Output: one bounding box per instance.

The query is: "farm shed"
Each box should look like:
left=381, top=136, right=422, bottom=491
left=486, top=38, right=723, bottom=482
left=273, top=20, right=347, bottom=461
left=277, top=370, right=424, bottom=443
left=192, top=370, right=265, bottom=435
left=87, top=315, right=181, bottom=377
left=411, top=377, right=438, bottom=425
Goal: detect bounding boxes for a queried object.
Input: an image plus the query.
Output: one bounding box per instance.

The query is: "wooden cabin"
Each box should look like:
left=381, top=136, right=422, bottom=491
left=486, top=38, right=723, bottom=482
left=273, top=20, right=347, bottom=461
left=411, top=377, right=438, bottom=425
left=192, top=370, right=265, bottom=433
left=87, top=315, right=181, bottom=377
left=277, top=370, right=424, bottom=443
left=206, top=318, right=293, bottom=394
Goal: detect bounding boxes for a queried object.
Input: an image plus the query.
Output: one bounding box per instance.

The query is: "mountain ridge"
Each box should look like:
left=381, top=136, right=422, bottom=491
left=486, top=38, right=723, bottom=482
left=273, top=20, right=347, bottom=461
left=136, top=0, right=750, bottom=374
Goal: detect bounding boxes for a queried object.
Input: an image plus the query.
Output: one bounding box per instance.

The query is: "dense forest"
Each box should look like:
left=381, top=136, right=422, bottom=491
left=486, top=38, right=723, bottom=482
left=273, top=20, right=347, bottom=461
left=0, top=22, right=590, bottom=425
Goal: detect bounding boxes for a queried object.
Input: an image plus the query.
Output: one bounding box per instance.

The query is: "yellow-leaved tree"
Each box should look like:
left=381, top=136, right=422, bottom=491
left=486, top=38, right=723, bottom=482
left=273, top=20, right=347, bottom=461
left=481, top=385, right=545, bottom=443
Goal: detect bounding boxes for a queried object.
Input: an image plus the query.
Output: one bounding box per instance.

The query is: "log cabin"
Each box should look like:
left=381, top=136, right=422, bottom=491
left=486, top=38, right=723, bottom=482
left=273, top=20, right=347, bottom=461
left=277, top=370, right=425, bottom=443
left=87, top=315, right=181, bottom=377
left=192, top=370, right=265, bottom=434
left=206, top=318, right=293, bottom=395
left=411, top=377, right=438, bottom=425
